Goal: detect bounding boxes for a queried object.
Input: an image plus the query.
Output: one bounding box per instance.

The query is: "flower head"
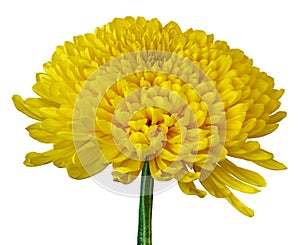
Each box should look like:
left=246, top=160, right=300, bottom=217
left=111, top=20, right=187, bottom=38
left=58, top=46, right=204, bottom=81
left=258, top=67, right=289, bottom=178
left=13, top=17, right=286, bottom=216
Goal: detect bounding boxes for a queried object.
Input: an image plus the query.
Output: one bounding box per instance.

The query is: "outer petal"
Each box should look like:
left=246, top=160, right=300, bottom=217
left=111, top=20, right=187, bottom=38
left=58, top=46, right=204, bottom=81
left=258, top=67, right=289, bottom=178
left=226, top=193, right=254, bottom=217
left=219, top=159, right=267, bottom=187
left=178, top=181, right=207, bottom=198
left=213, top=166, right=261, bottom=194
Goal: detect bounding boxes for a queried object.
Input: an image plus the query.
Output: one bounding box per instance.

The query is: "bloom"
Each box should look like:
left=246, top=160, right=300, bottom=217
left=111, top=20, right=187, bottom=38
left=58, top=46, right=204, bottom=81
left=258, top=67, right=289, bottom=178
left=13, top=16, right=286, bottom=216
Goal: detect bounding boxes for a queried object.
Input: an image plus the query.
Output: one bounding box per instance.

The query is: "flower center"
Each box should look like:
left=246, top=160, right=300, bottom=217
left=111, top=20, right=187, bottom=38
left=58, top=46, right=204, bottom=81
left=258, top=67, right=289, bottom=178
left=127, top=107, right=175, bottom=153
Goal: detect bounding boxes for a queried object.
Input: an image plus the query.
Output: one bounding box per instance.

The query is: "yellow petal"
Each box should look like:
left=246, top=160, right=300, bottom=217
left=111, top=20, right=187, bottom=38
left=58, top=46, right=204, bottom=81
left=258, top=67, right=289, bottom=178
left=26, top=123, right=56, bottom=143
left=253, top=159, right=287, bottom=170
left=96, top=119, right=112, bottom=134
left=230, top=147, right=273, bottom=161
left=201, top=175, right=231, bottom=198
left=39, top=107, right=59, bottom=118
left=178, top=181, right=207, bottom=198
left=41, top=118, right=67, bottom=132
left=228, top=141, right=260, bottom=155
left=247, top=104, right=264, bottom=118
left=149, top=159, right=161, bottom=176
left=265, top=98, right=281, bottom=113
left=12, top=95, right=42, bottom=120
left=248, top=119, right=266, bottom=138
left=130, top=132, right=150, bottom=145
left=67, top=165, right=90, bottom=179
left=221, top=90, right=242, bottom=108
left=226, top=103, right=250, bottom=119
left=112, top=170, right=139, bottom=184
left=24, top=150, right=54, bottom=166
left=178, top=172, right=200, bottom=183
left=226, top=120, right=243, bottom=139
left=113, top=159, right=142, bottom=173
left=159, top=148, right=180, bottom=161
left=226, top=193, right=254, bottom=217
left=254, top=123, right=279, bottom=137
left=128, top=119, right=148, bottom=131
left=219, top=159, right=266, bottom=187
left=242, top=118, right=257, bottom=133
left=268, top=111, right=287, bottom=124
left=217, top=55, right=232, bottom=76
left=214, top=166, right=261, bottom=194
left=155, top=157, right=169, bottom=170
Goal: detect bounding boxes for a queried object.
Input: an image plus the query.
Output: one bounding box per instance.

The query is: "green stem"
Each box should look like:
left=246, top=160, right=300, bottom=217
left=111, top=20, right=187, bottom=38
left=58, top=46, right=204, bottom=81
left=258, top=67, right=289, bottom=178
left=137, top=158, right=154, bottom=245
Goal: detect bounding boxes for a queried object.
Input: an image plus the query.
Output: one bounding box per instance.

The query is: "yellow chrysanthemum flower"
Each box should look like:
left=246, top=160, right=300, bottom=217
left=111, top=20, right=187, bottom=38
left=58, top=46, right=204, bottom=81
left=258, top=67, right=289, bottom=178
left=13, top=16, right=286, bottom=217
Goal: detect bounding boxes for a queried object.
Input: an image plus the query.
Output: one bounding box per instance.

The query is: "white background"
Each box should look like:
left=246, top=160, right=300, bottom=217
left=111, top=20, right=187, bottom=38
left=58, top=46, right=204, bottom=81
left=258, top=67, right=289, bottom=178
left=1, top=0, right=299, bottom=244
